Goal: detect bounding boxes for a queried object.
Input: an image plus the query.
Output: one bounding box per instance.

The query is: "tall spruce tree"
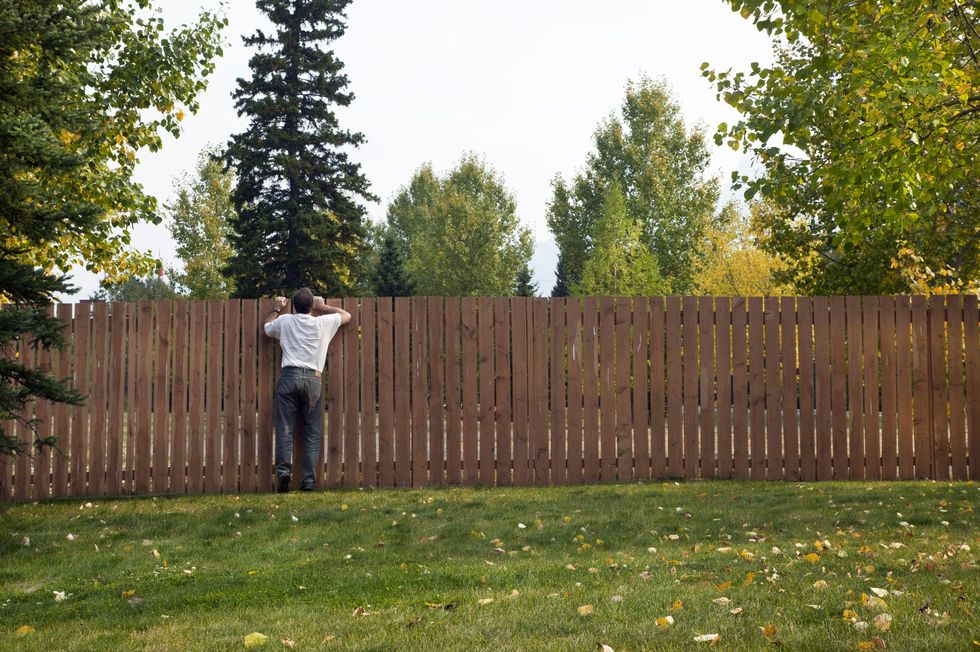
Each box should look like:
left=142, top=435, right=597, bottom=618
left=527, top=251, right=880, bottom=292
left=225, top=0, right=376, bottom=298
left=513, top=263, right=538, bottom=297
left=372, top=235, right=415, bottom=297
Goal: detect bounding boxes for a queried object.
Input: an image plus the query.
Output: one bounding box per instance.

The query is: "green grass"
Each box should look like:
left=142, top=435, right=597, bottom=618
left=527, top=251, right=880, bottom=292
left=0, top=481, right=976, bottom=651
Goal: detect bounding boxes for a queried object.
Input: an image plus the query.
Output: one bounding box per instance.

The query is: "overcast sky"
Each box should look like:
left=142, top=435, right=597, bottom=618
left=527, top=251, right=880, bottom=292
left=66, top=0, right=772, bottom=298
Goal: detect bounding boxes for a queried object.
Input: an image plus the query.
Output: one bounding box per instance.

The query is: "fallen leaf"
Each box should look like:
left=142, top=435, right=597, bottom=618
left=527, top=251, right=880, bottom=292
left=66, top=533, right=76, bottom=541
left=867, top=596, right=888, bottom=610
left=21, top=537, right=29, bottom=547
left=694, top=633, right=720, bottom=643
left=870, top=588, right=888, bottom=598
left=291, top=515, right=299, bottom=523
left=15, top=625, right=35, bottom=637
left=804, top=553, right=820, bottom=563
left=610, top=595, right=624, bottom=603
left=813, top=580, right=829, bottom=589
left=761, top=624, right=777, bottom=638
left=744, top=572, right=755, bottom=585
left=729, top=607, right=745, bottom=616
left=598, top=645, right=615, bottom=652
left=53, top=591, right=67, bottom=603
left=655, top=616, right=674, bottom=628
left=152, top=549, right=161, bottom=560
left=712, top=597, right=731, bottom=605
left=352, top=606, right=371, bottom=617
left=874, top=613, right=892, bottom=632
left=716, top=581, right=732, bottom=591
left=243, top=632, right=269, bottom=648
left=671, top=600, right=684, bottom=611
left=281, top=640, right=295, bottom=649
left=478, top=598, right=494, bottom=605
left=578, top=604, right=594, bottom=616
left=844, top=609, right=859, bottom=622
left=854, top=621, right=869, bottom=632
left=121, top=589, right=137, bottom=599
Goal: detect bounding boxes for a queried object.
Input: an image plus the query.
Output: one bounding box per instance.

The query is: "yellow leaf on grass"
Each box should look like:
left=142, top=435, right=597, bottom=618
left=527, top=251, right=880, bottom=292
left=671, top=600, right=684, bottom=611
left=856, top=643, right=875, bottom=651
left=716, top=581, right=732, bottom=591
left=243, top=632, right=269, bottom=648
left=804, top=553, right=820, bottom=563
left=744, top=572, right=755, bottom=585
left=578, top=604, right=594, bottom=616
left=655, top=616, right=674, bottom=628
left=813, top=580, right=829, bottom=589
left=15, top=626, right=35, bottom=637
left=121, top=589, right=137, bottom=599
left=874, top=613, right=892, bottom=632
left=843, top=609, right=859, bottom=622
left=761, top=624, right=777, bottom=638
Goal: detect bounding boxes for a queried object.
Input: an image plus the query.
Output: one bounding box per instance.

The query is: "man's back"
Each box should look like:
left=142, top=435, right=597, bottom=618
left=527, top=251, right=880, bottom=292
left=264, top=312, right=342, bottom=371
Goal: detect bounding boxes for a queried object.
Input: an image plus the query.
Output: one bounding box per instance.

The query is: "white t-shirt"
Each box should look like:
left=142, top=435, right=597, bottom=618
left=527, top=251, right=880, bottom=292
left=264, top=313, right=343, bottom=371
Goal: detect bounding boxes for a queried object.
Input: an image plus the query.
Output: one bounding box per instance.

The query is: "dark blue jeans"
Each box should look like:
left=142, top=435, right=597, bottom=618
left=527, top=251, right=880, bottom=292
left=274, top=366, right=323, bottom=487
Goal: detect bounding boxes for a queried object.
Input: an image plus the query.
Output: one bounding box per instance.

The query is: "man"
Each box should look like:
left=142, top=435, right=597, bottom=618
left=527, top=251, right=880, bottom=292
left=263, top=288, right=351, bottom=492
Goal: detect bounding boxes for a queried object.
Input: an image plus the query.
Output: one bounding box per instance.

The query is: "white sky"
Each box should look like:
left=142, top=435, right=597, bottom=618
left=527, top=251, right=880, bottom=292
left=66, top=0, right=772, bottom=298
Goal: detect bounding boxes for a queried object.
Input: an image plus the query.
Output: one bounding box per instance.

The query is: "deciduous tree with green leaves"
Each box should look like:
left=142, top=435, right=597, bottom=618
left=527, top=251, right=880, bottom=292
left=224, top=0, right=376, bottom=298
left=547, top=76, right=720, bottom=296
left=705, top=0, right=979, bottom=294
left=576, top=181, right=669, bottom=296
left=386, top=156, right=534, bottom=296
left=166, top=147, right=236, bottom=299
left=1, top=1, right=224, bottom=476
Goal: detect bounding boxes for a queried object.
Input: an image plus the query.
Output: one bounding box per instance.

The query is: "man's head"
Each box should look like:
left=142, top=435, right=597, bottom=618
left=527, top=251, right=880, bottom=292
left=292, top=287, right=315, bottom=314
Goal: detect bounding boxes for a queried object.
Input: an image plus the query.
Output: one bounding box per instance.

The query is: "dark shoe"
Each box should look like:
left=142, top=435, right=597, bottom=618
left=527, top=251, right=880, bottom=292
left=299, top=483, right=315, bottom=492
left=276, top=475, right=291, bottom=493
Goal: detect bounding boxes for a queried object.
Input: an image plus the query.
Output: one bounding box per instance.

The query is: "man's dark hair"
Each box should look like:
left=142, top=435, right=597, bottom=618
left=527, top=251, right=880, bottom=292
left=292, top=287, right=314, bottom=314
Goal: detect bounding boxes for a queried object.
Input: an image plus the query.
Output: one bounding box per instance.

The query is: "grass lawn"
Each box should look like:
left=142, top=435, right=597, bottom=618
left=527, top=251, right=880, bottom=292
left=0, top=481, right=976, bottom=651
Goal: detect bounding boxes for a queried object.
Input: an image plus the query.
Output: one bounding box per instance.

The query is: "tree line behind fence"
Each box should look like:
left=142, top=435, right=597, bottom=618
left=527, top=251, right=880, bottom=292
left=3, top=295, right=979, bottom=501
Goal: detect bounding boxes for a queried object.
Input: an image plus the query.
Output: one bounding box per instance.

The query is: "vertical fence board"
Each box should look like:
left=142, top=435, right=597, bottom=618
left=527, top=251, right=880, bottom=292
left=911, top=296, right=932, bottom=479
left=460, top=297, right=479, bottom=485
left=813, top=298, right=832, bottom=481
left=478, top=297, right=496, bottom=485
left=846, top=296, right=866, bottom=480
left=682, top=297, right=698, bottom=479
left=698, top=297, right=715, bottom=479
left=72, top=303, right=91, bottom=496
left=879, top=297, right=897, bottom=480
left=378, top=298, right=396, bottom=487
left=33, top=329, right=52, bottom=500
left=495, top=297, right=513, bottom=485
left=531, top=299, right=550, bottom=484
left=964, top=295, right=980, bottom=480
left=170, top=301, right=189, bottom=494
left=666, top=297, right=683, bottom=478
left=715, top=297, right=732, bottom=479
left=343, top=298, right=360, bottom=487
left=510, top=298, right=530, bottom=485
left=221, top=300, right=239, bottom=492
left=748, top=297, right=765, bottom=480
left=582, top=297, right=600, bottom=483
left=135, top=301, right=154, bottom=494
left=650, top=297, right=666, bottom=480
left=928, top=295, right=949, bottom=480
left=632, top=297, right=650, bottom=481
left=598, top=297, right=616, bottom=482
left=830, top=297, right=848, bottom=480
left=89, top=303, right=108, bottom=496
left=764, top=297, right=782, bottom=480
left=566, top=299, right=584, bottom=483
left=52, top=304, right=72, bottom=497
left=239, top=301, right=256, bottom=493
left=325, top=299, right=343, bottom=488
left=204, top=300, right=223, bottom=494
left=106, top=303, right=126, bottom=496
left=14, top=342, right=33, bottom=501
left=946, top=295, right=967, bottom=480
left=362, top=298, right=378, bottom=488
left=154, top=300, right=172, bottom=494
left=615, top=297, right=633, bottom=481
left=550, top=298, right=567, bottom=484
left=797, top=298, right=814, bottom=481
left=187, top=301, right=206, bottom=494
left=425, top=297, right=443, bottom=486
left=862, top=297, right=881, bottom=481
left=394, top=298, right=412, bottom=487
left=896, top=297, right=915, bottom=479
left=781, top=297, right=799, bottom=481
left=731, top=298, right=748, bottom=479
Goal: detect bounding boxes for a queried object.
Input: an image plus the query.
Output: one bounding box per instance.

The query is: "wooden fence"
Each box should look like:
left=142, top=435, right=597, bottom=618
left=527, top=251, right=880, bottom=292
left=2, top=295, right=978, bottom=501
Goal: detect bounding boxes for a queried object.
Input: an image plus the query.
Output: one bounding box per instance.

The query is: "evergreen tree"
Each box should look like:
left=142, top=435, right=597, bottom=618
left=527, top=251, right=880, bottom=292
left=372, top=235, right=415, bottom=297
left=513, top=263, right=538, bottom=297
left=551, top=256, right=573, bottom=297
left=225, top=0, right=376, bottom=298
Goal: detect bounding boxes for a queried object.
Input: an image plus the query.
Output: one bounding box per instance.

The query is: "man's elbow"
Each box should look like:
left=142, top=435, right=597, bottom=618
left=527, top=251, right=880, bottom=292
left=340, top=311, right=352, bottom=325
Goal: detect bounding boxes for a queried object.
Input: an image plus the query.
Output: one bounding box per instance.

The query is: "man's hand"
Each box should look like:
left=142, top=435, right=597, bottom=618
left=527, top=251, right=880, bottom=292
left=263, top=296, right=289, bottom=333
left=311, top=296, right=352, bottom=325
left=274, top=296, right=289, bottom=312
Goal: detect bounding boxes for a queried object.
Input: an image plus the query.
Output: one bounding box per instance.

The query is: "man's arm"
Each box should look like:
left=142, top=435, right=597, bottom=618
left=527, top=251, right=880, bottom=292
left=262, top=296, right=289, bottom=335
left=312, top=296, right=351, bottom=324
